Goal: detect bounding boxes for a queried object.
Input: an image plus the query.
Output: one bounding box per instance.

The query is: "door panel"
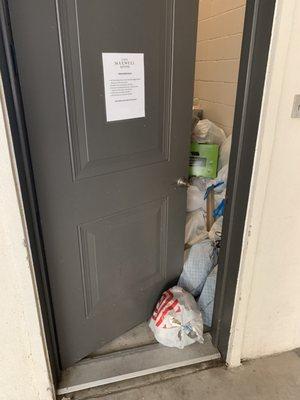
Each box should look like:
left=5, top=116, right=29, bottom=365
left=8, top=0, right=198, bottom=367
left=78, top=197, right=168, bottom=319
left=58, top=0, right=173, bottom=179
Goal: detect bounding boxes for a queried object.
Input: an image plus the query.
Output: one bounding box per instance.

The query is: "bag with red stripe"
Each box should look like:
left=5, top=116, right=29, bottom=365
left=149, top=286, right=204, bottom=349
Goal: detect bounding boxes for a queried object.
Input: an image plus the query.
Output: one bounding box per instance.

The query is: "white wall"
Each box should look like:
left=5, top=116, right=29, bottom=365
left=0, top=78, right=54, bottom=400
left=228, top=0, right=300, bottom=365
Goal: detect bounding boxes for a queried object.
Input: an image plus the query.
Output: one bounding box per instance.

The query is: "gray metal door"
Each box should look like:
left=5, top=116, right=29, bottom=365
left=8, top=0, right=198, bottom=368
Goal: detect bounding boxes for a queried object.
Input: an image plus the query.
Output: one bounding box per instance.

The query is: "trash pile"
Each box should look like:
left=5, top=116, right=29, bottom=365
left=149, top=110, right=232, bottom=348
left=180, top=115, right=231, bottom=328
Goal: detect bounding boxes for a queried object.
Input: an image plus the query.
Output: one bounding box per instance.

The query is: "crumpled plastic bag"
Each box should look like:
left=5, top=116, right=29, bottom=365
left=187, top=185, right=206, bottom=212
left=210, top=165, right=228, bottom=194
left=207, top=165, right=228, bottom=217
left=209, top=217, right=223, bottom=244
left=192, top=119, right=226, bottom=146
left=197, top=266, right=218, bottom=327
left=178, top=239, right=218, bottom=297
left=185, top=209, right=208, bottom=247
left=149, top=286, right=204, bottom=349
left=218, top=134, right=232, bottom=171
left=190, top=176, right=209, bottom=195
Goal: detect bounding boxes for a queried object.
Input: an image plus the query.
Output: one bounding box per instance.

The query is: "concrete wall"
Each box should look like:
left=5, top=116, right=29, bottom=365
left=194, top=0, right=246, bottom=135
left=227, top=0, right=300, bottom=365
left=0, top=77, right=54, bottom=400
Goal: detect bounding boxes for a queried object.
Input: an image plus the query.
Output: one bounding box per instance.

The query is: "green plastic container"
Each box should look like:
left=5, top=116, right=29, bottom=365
left=189, top=143, right=219, bottom=178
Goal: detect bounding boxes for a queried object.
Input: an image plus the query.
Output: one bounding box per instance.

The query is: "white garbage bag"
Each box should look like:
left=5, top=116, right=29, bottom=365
left=197, top=266, right=218, bottom=327
left=178, top=239, right=218, bottom=297
left=185, top=210, right=208, bottom=247
left=190, top=176, right=208, bottom=194
left=211, top=165, right=228, bottom=194
left=192, top=119, right=226, bottom=146
left=189, top=165, right=228, bottom=212
left=210, top=165, right=228, bottom=217
left=218, top=134, right=232, bottom=171
left=186, top=185, right=206, bottom=212
left=149, top=286, right=204, bottom=349
left=209, top=217, right=223, bottom=244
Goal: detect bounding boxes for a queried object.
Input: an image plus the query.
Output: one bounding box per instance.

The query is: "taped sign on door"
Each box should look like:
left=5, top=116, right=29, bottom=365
left=102, top=52, right=145, bottom=122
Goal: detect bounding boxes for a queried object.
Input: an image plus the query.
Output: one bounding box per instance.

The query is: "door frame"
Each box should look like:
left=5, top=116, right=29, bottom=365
left=210, top=0, right=276, bottom=355
left=0, top=0, right=276, bottom=384
left=0, top=0, right=61, bottom=382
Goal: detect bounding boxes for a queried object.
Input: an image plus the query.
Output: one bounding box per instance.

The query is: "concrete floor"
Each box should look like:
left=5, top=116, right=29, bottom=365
left=71, top=349, right=300, bottom=400
left=90, top=323, right=156, bottom=357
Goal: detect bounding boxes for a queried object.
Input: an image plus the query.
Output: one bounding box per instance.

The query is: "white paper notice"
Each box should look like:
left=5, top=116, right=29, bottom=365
left=102, top=53, right=145, bottom=122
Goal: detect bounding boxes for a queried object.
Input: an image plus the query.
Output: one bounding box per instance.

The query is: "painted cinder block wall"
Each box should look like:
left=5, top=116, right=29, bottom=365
left=194, top=0, right=246, bottom=135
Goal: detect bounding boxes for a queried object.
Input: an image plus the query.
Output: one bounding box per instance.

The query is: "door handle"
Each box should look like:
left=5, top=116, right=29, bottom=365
left=177, top=177, right=190, bottom=188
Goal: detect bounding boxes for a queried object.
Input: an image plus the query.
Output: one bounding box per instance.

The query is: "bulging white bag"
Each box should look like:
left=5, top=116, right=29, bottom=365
left=149, top=286, right=204, bottom=349
left=185, top=209, right=208, bottom=247
left=187, top=185, right=205, bottom=212
left=192, top=119, right=226, bottom=146
left=211, top=165, right=228, bottom=194
left=218, top=134, right=232, bottom=171
left=190, top=176, right=208, bottom=194
left=178, top=239, right=218, bottom=297
left=209, top=217, right=223, bottom=244
left=197, top=266, right=218, bottom=327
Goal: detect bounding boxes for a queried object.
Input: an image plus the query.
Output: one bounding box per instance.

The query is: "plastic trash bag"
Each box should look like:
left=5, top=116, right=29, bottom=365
left=192, top=119, right=226, bottom=146
left=190, top=176, right=208, bottom=194
left=197, top=266, right=218, bottom=327
left=187, top=172, right=227, bottom=214
left=149, top=286, right=204, bottom=349
left=187, top=185, right=206, bottom=212
left=211, top=165, right=228, bottom=194
left=209, top=217, right=223, bottom=244
left=185, top=210, right=208, bottom=247
left=218, top=134, right=232, bottom=171
left=209, top=165, right=228, bottom=217
left=178, top=239, right=218, bottom=297
left=192, top=105, right=203, bottom=130
left=201, top=165, right=228, bottom=204
left=213, top=200, right=225, bottom=219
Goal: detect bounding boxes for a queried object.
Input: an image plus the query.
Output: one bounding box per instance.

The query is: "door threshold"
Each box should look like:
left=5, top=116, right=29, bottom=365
left=57, top=333, right=220, bottom=396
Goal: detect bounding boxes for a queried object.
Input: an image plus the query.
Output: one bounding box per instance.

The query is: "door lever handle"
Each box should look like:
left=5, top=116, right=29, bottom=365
left=177, top=177, right=190, bottom=188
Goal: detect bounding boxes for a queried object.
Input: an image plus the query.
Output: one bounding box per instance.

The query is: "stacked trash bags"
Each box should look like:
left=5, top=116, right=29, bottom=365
left=179, top=118, right=231, bottom=327
left=149, top=115, right=231, bottom=348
